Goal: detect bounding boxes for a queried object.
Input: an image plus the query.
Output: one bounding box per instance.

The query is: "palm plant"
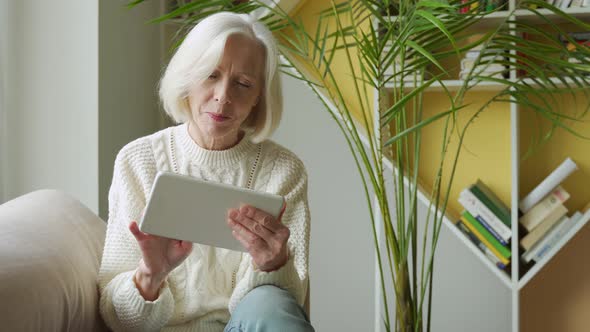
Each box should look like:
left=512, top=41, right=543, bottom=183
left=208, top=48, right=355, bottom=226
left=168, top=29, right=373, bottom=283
left=129, top=0, right=590, bottom=330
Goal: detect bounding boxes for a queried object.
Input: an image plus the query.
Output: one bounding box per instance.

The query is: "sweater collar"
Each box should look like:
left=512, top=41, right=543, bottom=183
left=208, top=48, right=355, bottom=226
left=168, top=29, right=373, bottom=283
left=175, top=123, right=256, bottom=167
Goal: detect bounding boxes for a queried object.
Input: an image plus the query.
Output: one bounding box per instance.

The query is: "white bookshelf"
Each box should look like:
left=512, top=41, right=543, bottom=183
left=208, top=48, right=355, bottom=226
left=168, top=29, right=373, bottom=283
left=374, top=2, right=590, bottom=332
left=444, top=216, right=514, bottom=287
left=384, top=79, right=509, bottom=91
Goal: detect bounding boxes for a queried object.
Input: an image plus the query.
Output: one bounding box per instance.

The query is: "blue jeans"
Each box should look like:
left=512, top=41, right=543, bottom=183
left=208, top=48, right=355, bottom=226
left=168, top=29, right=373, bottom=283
left=224, top=285, right=315, bottom=332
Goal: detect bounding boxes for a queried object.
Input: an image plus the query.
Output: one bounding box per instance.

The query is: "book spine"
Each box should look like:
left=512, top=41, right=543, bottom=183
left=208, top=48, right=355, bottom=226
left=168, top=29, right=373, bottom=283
left=520, top=186, right=570, bottom=231
left=475, top=215, right=509, bottom=246
left=520, top=205, right=568, bottom=250
left=561, top=0, right=573, bottom=8
left=569, top=32, right=590, bottom=40
left=534, top=212, right=589, bottom=262
left=471, top=184, right=511, bottom=227
left=457, top=221, right=507, bottom=268
left=571, top=0, right=583, bottom=7
left=521, top=215, right=572, bottom=263
left=475, top=180, right=511, bottom=223
left=462, top=212, right=511, bottom=260
left=519, top=157, right=577, bottom=213
left=532, top=213, right=582, bottom=262
left=459, top=189, right=511, bottom=242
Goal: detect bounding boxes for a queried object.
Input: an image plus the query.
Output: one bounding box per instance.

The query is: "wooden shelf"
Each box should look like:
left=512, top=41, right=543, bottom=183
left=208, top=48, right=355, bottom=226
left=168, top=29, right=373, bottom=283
left=384, top=79, right=509, bottom=92
left=514, top=7, right=590, bottom=23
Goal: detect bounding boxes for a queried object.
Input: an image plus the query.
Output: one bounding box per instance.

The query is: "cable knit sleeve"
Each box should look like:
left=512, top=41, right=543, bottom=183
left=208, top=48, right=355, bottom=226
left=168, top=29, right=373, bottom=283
left=97, top=139, right=175, bottom=332
left=228, top=147, right=310, bottom=312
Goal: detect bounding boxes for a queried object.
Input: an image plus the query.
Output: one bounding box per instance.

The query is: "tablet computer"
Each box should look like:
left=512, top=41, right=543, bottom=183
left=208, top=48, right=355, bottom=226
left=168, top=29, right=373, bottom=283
left=139, top=171, right=285, bottom=252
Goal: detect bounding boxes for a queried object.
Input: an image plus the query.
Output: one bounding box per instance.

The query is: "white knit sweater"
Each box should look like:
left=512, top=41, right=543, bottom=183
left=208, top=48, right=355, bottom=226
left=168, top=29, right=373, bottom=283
left=98, top=124, right=310, bottom=332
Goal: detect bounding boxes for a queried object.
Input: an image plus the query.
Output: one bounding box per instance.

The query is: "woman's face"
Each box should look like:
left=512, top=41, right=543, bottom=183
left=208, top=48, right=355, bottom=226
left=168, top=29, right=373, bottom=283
left=187, top=34, right=265, bottom=142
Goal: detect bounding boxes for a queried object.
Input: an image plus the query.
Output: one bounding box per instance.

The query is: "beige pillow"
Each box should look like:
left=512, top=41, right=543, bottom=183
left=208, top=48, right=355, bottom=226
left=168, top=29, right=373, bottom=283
left=0, top=190, right=108, bottom=332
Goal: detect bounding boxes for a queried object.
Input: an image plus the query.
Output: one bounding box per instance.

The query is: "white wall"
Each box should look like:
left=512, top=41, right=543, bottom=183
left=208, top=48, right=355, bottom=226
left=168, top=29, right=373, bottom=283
left=273, top=75, right=376, bottom=331
left=98, top=0, right=162, bottom=220
left=0, top=0, right=11, bottom=202
left=1, top=0, right=162, bottom=214
left=2, top=0, right=99, bottom=210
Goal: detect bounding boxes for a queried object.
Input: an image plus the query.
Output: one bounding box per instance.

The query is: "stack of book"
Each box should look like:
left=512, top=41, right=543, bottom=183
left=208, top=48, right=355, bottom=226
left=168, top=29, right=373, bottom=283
left=546, top=0, right=590, bottom=9
left=456, top=179, right=512, bottom=270
left=519, top=158, right=590, bottom=263
left=459, top=0, right=507, bottom=13
left=459, top=45, right=508, bottom=80
left=559, top=31, right=590, bottom=70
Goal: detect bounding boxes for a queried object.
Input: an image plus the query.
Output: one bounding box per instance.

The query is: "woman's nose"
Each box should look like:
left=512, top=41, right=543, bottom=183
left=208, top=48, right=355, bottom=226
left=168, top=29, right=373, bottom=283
left=214, top=81, right=231, bottom=105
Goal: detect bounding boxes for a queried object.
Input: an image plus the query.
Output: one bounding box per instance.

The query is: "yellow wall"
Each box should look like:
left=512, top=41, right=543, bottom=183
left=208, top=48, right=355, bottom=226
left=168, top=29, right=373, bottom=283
left=283, top=0, right=374, bottom=133
left=409, top=91, right=512, bottom=222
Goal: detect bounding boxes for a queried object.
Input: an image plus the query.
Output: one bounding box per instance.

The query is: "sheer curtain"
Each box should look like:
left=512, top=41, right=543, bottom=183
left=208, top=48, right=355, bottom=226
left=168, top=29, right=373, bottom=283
left=0, top=0, right=9, bottom=203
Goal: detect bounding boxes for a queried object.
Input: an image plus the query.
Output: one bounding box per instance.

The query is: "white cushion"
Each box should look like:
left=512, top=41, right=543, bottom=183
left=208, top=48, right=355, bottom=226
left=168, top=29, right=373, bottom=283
left=0, top=190, right=108, bottom=331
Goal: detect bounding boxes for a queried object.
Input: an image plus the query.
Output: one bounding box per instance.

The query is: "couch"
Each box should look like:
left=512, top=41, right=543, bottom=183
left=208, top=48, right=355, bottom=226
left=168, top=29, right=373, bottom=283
left=0, top=189, right=109, bottom=331
left=0, top=190, right=311, bottom=331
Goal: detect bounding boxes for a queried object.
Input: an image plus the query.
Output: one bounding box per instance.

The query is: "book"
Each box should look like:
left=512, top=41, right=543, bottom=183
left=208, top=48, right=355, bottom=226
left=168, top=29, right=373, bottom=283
left=522, top=212, right=582, bottom=263
left=461, top=211, right=511, bottom=261
left=570, top=31, right=590, bottom=39
left=560, top=0, right=573, bottom=8
left=571, top=0, right=584, bottom=7
left=535, top=211, right=590, bottom=261
left=459, top=189, right=512, bottom=243
left=520, top=186, right=570, bottom=232
left=456, top=220, right=508, bottom=268
left=519, top=157, right=578, bottom=213
left=471, top=179, right=511, bottom=227
left=520, top=203, right=568, bottom=250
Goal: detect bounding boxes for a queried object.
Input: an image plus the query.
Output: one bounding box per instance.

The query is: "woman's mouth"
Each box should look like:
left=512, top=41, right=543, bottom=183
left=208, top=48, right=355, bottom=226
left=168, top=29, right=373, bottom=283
left=208, top=113, right=230, bottom=122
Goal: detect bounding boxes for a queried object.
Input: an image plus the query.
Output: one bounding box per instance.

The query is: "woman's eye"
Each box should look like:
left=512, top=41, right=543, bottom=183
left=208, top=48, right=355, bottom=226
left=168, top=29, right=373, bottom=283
left=237, top=81, right=251, bottom=88
left=208, top=74, right=218, bottom=80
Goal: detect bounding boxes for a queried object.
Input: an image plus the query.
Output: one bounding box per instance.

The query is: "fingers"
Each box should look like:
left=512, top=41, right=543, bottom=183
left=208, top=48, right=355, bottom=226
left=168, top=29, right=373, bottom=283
left=239, top=205, right=283, bottom=233
left=229, top=209, right=273, bottom=240
left=232, top=229, right=255, bottom=251
left=227, top=214, right=264, bottom=250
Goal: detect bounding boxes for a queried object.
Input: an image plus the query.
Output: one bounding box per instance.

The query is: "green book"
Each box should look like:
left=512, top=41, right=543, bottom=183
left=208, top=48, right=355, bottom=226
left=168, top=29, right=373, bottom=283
left=470, top=179, right=511, bottom=227
left=462, top=210, right=511, bottom=260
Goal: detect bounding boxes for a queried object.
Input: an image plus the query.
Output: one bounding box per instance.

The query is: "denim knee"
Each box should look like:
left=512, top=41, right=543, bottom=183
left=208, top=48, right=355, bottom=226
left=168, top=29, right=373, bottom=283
left=224, top=285, right=314, bottom=332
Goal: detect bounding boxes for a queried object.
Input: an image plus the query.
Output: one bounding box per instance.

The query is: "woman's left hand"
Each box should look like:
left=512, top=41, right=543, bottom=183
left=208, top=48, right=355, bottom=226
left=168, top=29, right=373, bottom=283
left=227, top=204, right=289, bottom=272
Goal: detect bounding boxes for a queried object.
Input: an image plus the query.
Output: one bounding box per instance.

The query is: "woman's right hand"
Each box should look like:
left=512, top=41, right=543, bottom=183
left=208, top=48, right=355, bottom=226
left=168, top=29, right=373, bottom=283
left=129, top=221, right=193, bottom=300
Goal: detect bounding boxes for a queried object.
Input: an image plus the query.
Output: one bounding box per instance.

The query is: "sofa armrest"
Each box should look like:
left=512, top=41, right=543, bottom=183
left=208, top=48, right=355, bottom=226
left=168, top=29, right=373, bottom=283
left=0, top=189, right=108, bottom=332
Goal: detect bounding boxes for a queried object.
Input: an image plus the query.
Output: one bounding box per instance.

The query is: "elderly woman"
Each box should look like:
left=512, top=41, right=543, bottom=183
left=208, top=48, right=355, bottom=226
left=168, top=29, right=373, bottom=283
left=97, top=12, right=313, bottom=332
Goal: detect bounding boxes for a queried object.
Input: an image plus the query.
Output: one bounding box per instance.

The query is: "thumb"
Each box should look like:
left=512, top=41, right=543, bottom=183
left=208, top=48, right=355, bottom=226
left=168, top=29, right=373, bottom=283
left=278, top=200, right=287, bottom=220
left=129, top=221, right=148, bottom=242
left=179, top=240, right=193, bottom=252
